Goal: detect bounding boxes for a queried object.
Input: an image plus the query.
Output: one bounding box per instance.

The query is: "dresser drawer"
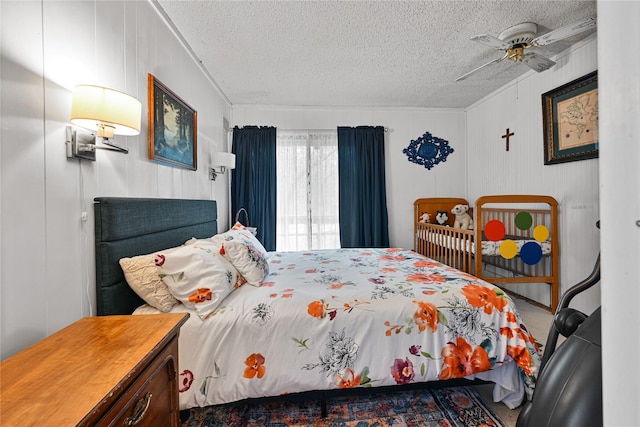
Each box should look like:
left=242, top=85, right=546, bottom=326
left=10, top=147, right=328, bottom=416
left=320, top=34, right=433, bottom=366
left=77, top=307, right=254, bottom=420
left=97, top=337, right=179, bottom=427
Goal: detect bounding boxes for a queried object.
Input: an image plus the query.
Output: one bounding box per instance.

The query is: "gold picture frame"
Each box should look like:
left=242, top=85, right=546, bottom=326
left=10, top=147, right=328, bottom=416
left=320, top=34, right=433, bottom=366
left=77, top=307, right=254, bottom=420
left=542, top=71, right=598, bottom=165
left=148, top=74, right=197, bottom=170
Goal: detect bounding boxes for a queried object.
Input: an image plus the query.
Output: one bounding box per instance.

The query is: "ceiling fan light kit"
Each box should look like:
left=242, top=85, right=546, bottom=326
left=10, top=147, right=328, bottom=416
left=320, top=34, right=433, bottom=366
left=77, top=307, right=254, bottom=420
left=456, top=16, right=596, bottom=82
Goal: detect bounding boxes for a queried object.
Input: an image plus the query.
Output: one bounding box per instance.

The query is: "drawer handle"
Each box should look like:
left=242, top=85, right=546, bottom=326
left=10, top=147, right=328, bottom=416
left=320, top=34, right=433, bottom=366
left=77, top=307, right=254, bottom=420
left=124, top=392, right=152, bottom=426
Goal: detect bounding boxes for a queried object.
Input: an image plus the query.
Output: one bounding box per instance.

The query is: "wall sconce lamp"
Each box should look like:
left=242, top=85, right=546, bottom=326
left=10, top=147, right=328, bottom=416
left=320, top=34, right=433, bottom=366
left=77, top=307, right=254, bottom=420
left=209, top=152, right=236, bottom=181
left=66, top=84, right=142, bottom=161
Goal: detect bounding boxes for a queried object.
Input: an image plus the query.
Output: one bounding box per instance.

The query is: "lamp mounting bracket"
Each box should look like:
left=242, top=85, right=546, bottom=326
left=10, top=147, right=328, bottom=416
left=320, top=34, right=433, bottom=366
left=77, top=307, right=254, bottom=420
left=66, top=126, right=128, bottom=161
left=66, top=126, right=96, bottom=161
left=209, top=166, right=228, bottom=181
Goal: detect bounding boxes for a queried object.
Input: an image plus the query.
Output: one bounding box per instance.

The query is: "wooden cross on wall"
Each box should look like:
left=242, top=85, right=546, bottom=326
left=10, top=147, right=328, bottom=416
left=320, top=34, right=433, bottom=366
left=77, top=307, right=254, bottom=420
left=502, top=128, right=514, bottom=151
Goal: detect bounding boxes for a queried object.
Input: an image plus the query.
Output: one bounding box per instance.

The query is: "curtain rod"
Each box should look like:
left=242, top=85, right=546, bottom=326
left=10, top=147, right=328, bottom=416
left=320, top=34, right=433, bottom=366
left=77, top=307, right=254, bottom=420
left=229, top=127, right=388, bottom=133
left=283, top=127, right=389, bottom=133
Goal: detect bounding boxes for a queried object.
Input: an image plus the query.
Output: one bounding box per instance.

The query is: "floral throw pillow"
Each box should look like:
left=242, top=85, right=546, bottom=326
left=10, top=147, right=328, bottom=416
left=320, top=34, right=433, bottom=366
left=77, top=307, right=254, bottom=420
left=211, top=228, right=269, bottom=286
left=231, top=221, right=246, bottom=231
left=157, top=241, right=244, bottom=320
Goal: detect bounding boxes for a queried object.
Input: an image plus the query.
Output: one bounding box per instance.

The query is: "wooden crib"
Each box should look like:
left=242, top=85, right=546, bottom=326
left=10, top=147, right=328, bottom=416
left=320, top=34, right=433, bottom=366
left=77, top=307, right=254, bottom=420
left=414, top=195, right=560, bottom=312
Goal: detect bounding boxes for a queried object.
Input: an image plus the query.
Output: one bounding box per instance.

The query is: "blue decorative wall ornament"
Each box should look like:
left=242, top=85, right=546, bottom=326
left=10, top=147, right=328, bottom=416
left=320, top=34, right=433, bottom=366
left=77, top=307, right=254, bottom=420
left=402, top=131, right=454, bottom=170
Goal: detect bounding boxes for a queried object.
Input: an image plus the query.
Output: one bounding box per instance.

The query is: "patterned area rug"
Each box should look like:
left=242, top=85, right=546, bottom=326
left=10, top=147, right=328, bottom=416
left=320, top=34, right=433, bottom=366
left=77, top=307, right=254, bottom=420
left=181, top=386, right=507, bottom=427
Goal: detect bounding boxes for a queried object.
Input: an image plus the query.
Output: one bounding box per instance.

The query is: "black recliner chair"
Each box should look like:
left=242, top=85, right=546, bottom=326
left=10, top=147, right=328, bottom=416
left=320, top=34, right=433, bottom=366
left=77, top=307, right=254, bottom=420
left=517, top=225, right=602, bottom=427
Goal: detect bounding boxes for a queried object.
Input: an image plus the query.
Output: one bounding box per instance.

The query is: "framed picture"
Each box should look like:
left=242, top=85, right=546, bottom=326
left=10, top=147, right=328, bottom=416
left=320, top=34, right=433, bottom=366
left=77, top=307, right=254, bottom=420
left=542, top=71, right=598, bottom=165
left=148, top=74, right=197, bottom=170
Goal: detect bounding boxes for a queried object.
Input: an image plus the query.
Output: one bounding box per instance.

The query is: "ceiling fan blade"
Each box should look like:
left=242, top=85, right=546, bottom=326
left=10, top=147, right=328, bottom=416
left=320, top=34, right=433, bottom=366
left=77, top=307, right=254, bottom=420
left=532, top=16, right=597, bottom=46
left=522, top=52, right=556, bottom=72
left=455, top=54, right=509, bottom=82
left=470, top=34, right=510, bottom=50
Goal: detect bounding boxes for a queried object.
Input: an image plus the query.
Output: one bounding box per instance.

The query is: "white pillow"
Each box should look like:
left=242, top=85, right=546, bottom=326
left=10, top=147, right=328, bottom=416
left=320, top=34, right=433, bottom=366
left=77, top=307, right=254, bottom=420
left=119, top=247, right=181, bottom=312
left=231, top=221, right=246, bottom=231
left=228, top=223, right=267, bottom=253
left=158, top=241, right=244, bottom=320
left=231, top=221, right=258, bottom=236
left=211, top=228, right=269, bottom=286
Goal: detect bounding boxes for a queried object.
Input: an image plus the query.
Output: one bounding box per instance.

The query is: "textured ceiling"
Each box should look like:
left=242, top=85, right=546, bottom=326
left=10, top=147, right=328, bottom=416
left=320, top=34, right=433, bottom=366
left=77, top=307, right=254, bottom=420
left=155, top=0, right=597, bottom=108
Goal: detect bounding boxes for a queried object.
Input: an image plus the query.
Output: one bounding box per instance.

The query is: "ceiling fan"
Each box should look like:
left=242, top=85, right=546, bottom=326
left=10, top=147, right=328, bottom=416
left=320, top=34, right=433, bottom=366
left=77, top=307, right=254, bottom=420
left=455, top=16, right=596, bottom=82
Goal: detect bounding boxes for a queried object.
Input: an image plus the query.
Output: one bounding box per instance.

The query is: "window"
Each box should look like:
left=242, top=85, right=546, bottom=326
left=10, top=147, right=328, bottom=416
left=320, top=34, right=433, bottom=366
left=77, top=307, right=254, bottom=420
left=276, top=130, right=340, bottom=251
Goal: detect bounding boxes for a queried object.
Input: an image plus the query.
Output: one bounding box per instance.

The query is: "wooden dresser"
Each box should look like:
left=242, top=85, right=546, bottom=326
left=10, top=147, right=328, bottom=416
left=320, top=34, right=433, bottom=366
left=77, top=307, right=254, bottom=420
left=0, top=313, right=189, bottom=426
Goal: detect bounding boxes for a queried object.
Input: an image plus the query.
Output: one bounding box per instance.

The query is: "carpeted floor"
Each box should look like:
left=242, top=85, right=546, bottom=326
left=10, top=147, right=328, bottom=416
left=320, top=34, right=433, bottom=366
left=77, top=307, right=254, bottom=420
left=181, top=386, right=507, bottom=427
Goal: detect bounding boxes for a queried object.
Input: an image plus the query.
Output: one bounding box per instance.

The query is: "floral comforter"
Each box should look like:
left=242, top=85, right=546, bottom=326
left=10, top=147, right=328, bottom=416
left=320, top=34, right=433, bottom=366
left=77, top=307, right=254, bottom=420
left=134, top=248, right=540, bottom=410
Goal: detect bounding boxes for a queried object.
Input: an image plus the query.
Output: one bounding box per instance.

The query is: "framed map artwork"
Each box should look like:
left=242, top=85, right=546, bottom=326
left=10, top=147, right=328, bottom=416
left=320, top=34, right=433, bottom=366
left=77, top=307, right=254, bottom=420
left=542, top=71, right=598, bottom=165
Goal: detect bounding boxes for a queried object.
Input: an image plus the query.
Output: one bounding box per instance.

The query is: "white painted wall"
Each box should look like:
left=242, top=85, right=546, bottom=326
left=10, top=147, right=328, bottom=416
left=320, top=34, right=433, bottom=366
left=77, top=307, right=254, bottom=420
left=466, top=39, right=600, bottom=314
left=0, top=0, right=231, bottom=359
left=231, top=106, right=467, bottom=252
left=598, top=1, right=640, bottom=425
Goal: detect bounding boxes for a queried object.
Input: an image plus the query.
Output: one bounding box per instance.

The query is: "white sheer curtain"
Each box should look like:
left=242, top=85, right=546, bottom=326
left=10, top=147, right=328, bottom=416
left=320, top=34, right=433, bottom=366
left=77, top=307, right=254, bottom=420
left=276, top=130, right=340, bottom=251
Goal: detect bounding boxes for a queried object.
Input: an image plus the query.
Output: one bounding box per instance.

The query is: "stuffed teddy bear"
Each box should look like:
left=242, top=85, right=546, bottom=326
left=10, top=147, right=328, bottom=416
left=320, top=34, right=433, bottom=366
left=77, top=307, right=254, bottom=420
left=451, top=204, right=473, bottom=230
left=435, top=210, right=449, bottom=226
left=419, top=212, right=431, bottom=223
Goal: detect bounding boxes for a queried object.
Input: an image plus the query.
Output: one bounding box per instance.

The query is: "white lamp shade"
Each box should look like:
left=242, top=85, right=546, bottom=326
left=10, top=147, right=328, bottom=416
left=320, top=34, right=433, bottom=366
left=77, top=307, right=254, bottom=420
left=70, top=85, right=142, bottom=136
left=212, top=152, right=236, bottom=169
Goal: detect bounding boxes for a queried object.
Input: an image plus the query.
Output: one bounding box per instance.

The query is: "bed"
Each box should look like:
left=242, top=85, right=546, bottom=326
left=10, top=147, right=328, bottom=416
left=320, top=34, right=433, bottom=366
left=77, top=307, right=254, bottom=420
left=414, top=195, right=559, bottom=312
left=94, top=197, right=541, bottom=413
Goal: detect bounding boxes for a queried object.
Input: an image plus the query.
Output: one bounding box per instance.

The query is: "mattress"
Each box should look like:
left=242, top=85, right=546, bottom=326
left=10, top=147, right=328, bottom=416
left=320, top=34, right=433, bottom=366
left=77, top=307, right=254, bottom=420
left=134, top=248, right=540, bottom=410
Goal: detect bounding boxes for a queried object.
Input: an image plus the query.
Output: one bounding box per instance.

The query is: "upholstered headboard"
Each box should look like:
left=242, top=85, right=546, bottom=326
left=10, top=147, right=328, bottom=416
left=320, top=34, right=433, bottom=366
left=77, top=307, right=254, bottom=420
left=94, top=197, right=218, bottom=315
